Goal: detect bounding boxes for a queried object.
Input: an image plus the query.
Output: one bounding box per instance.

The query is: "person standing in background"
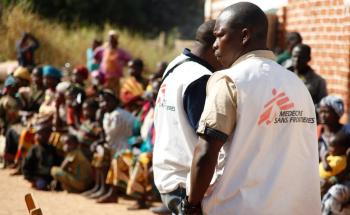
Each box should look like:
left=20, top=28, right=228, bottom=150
left=288, top=43, right=327, bottom=105
left=16, top=32, right=40, bottom=67
left=276, top=31, right=302, bottom=68
left=86, top=39, right=102, bottom=72
left=94, top=31, right=132, bottom=96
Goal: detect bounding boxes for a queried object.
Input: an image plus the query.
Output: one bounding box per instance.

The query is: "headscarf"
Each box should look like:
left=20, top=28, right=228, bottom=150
left=13, top=67, right=31, bottom=82
left=319, top=95, right=344, bottom=118
left=119, top=77, right=144, bottom=104
left=4, top=76, right=16, bottom=87
left=43, top=66, right=62, bottom=79
left=74, top=66, right=89, bottom=80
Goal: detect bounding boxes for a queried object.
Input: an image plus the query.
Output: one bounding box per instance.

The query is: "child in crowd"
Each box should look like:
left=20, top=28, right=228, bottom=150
left=320, top=129, right=350, bottom=195
left=22, top=116, right=61, bottom=190
left=70, top=98, right=102, bottom=161
left=2, top=76, right=21, bottom=167
left=17, top=66, right=45, bottom=113
left=0, top=76, right=20, bottom=134
left=71, top=66, right=89, bottom=89
left=65, top=86, right=85, bottom=128
left=86, top=70, right=105, bottom=98
left=38, top=65, right=62, bottom=115
left=51, top=134, right=93, bottom=193
left=53, top=82, right=71, bottom=132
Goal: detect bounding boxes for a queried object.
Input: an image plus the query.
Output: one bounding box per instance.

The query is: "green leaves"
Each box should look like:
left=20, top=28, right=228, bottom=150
left=4, top=0, right=203, bottom=39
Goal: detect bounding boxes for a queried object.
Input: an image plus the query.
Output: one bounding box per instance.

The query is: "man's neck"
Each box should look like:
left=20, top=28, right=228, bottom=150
left=241, top=44, right=268, bottom=56
left=190, top=45, right=203, bottom=59
left=295, top=66, right=309, bottom=76
left=185, top=46, right=215, bottom=71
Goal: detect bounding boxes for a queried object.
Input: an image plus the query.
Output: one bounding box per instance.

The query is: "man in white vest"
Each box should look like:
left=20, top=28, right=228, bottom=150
left=153, top=20, right=222, bottom=214
left=184, top=2, right=321, bottom=215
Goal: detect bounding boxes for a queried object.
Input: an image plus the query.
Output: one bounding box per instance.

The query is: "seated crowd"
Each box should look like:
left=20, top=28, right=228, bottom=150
left=0, top=31, right=168, bottom=211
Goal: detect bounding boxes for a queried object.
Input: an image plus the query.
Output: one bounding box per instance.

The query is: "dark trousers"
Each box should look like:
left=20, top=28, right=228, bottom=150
left=4, top=127, right=19, bottom=162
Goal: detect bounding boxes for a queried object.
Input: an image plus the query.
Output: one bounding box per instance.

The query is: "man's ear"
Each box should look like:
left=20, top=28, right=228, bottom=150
left=307, top=56, right=311, bottom=63
left=242, top=28, right=250, bottom=46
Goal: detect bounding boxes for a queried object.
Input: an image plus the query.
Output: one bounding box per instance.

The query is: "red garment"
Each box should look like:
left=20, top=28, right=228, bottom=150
left=66, top=107, right=84, bottom=126
left=74, top=66, right=89, bottom=80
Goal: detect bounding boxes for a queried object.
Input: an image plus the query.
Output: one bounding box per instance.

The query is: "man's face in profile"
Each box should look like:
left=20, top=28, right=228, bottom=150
left=213, top=11, right=243, bottom=68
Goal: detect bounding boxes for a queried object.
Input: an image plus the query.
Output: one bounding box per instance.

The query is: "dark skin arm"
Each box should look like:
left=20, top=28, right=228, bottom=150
left=89, top=134, right=106, bottom=152
left=322, top=152, right=332, bottom=171
left=17, top=34, right=40, bottom=52
left=188, top=135, right=225, bottom=205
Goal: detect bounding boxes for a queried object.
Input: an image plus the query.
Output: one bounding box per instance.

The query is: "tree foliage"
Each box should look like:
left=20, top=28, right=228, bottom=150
left=2, top=0, right=204, bottom=38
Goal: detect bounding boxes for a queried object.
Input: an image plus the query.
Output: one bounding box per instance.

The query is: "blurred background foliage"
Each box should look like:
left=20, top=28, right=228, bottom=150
left=1, top=0, right=204, bottom=38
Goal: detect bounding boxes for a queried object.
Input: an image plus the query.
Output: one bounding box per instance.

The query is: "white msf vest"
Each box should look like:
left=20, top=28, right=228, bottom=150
left=203, top=57, right=321, bottom=215
left=153, top=54, right=212, bottom=194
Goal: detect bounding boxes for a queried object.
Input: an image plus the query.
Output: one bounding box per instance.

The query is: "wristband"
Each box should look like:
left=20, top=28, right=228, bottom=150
left=181, top=196, right=202, bottom=215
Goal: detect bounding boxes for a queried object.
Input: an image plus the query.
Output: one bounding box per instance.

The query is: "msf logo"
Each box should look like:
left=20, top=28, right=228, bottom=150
left=156, top=84, right=166, bottom=105
left=257, top=88, right=294, bottom=126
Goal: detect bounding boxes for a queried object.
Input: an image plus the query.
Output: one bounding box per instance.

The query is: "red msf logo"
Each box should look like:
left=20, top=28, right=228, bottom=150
left=156, top=84, right=166, bottom=105
left=258, top=88, right=294, bottom=126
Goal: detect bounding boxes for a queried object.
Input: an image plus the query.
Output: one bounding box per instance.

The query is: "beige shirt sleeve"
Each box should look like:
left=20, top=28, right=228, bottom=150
left=197, top=75, right=237, bottom=141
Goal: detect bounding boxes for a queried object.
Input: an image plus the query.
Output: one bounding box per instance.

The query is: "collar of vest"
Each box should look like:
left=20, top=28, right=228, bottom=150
left=231, top=50, right=276, bottom=68
left=183, top=48, right=214, bottom=72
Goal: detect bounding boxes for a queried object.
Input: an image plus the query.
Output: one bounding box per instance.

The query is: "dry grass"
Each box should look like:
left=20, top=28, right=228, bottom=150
left=0, top=5, right=178, bottom=72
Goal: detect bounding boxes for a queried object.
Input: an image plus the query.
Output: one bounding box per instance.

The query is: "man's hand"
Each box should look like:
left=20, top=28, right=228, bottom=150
left=323, top=162, right=332, bottom=171
left=181, top=197, right=202, bottom=215
left=322, top=152, right=332, bottom=171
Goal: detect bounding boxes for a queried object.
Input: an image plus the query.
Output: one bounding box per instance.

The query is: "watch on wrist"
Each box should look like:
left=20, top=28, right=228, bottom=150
left=181, top=196, right=202, bottom=215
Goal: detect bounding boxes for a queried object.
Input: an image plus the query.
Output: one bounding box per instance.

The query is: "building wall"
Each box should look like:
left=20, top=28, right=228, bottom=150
left=278, top=0, right=350, bottom=121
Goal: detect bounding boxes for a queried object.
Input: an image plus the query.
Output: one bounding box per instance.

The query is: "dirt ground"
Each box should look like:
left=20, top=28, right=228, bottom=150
left=0, top=169, right=161, bottom=215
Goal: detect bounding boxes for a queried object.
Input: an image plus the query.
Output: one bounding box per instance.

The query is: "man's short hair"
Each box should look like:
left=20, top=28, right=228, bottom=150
left=287, top=32, right=303, bottom=44
left=294, top=43, right=311, bottom=58
left=132, top=58, right=144, bottom=71
left=101, top=90, right=119, bottom=105
left=224, top=2, right=268, bottom=42
left=195, top=20, right=216, bottom=49
left=84, top=98, right=99, bottom=111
